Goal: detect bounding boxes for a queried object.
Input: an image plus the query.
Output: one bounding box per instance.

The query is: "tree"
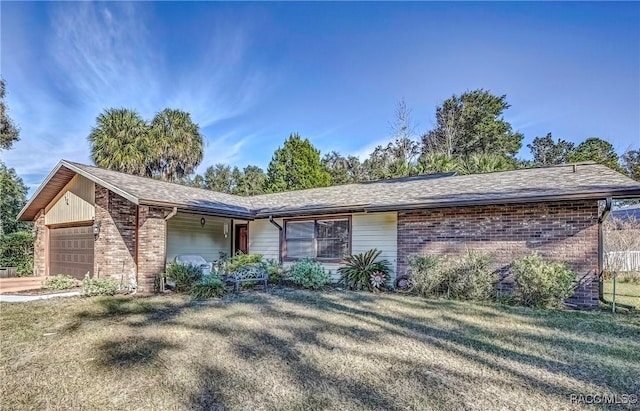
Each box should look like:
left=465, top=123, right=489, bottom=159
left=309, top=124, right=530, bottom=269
left=88, top=108, right=153, bottom=176
left=622, top=150, right=640, bottom=181
left=88, top=107, right=204, bottom=181
left=527, top=133, right=575, bottom=166
left=234, top=165, right=267, bottom=196
left=417, top=152, right=459, bottom=175
left=203, top=164, right=235, bottom=193
left=362, top=138, right=420, bottom=180
left=458, top=153, right=515, bottom=174
left=0, top=79, right=20, bottom=151
left=266, top=133, right=331, bottom=192
left=422, top=89, right=523, bottom=159
left=0, top=161, right=29, bottom=236
left=149, top=109, right=204, bottom=181
left=322, top=151, right=364, bottom=185
left=567, top=137, right=622, bottom=172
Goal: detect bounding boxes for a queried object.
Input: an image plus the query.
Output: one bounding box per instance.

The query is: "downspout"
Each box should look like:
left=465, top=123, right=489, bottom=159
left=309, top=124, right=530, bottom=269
left=598, top=198, right=634, bottom=311
left=269, top=216, right=283, bottom=264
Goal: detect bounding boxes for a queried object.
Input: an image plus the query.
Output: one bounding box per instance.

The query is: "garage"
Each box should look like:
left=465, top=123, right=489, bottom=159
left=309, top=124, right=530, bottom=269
left=49, top=226, right=94, bottom=279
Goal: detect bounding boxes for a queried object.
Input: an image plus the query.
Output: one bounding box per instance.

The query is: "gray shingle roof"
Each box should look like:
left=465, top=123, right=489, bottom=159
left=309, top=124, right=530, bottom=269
left=18, top=161, right=640, bottom=221
left=252, top=163, right=640, bottom=216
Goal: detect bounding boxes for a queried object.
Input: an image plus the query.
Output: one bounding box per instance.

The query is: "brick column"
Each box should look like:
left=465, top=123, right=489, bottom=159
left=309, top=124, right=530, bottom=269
left=94, top=185, right=137, bottom=288
left=137, top=206, right=166, bottom=293
left=32, top=209, right=47, bottom=276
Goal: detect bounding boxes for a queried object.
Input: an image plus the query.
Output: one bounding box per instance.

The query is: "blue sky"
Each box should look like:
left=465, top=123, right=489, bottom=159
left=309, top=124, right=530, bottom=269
left=2, top=1, right=639, bottom=192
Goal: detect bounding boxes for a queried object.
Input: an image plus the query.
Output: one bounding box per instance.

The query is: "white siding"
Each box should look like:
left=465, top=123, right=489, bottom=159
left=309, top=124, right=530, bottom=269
left=167, top=213, right=231, bottom=264
left=248, top=218, right=282, bottom=260
left=45, top=175, right=95, bottom=225
left=248, top=212, right=398, bottom=282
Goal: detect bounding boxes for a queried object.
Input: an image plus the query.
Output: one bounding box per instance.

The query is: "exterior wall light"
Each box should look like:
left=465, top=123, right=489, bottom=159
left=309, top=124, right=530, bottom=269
left=93, top=221, right=101, bottom=236
left=200, top=217, right=206, bottom=228
left=223, top=223, right=229, bottom=238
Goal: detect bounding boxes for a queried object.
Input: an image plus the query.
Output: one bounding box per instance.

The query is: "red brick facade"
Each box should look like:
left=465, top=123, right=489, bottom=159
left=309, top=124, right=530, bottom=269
left=397, top=200, right=600, bottom=308
left=32, top=209, right=47, bottom=276
left=94, top=185, right=137, bottom=288
left=137, top=205, right=166, bottom=293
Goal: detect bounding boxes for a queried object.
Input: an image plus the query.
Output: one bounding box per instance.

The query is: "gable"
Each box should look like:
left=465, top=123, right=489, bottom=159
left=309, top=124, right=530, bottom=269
left=44, top=174, right=95, bottom=225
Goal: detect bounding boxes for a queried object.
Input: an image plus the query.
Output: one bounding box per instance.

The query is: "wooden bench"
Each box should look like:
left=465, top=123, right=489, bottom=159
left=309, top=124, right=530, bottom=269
left=224, top=263, right=268, bottom=292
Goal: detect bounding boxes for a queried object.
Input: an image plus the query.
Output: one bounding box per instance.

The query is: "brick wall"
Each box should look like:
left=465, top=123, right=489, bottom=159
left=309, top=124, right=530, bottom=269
left=137, top=205, right=166, bottom=294
left=94, top=185, right=137, bottom=288
left=397, top=200, right=600, bottom=309
left=32, top=209, right=47, bottom=276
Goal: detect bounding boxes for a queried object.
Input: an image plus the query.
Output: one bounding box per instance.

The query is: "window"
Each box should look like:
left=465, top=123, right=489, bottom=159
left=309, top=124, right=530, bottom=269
left=285, top=217, right=350, bottom=260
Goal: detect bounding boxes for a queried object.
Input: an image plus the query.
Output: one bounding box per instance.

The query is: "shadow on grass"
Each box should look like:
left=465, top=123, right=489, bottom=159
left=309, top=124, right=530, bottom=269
left=73, top=290, right=640, bottom=409
left=96, top=336, right=179, bottom=369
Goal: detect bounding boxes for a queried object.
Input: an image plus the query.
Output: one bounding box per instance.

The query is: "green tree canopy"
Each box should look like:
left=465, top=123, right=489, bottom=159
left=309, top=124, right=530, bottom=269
left=88, top=107, right=204, bottom=181
left=322, top=151, right=364, bottom=185
left=0, top=161, right=29, bottom=236
left=88, top=108, right=153, bottom=176
left=527, top=133, right=575, bottom=166
left=234, top=165, right=267, bottom=196
left=203, top=164, right=235, bottom=193
left=149, top=109, right=203, bottom=181
left=266, top=133, right=331, bottom=192
left=0, top=79, right=20, bottom=151
left=422, top=89, right=523, bottom=159
left=567, top=137, right=622, bottom=172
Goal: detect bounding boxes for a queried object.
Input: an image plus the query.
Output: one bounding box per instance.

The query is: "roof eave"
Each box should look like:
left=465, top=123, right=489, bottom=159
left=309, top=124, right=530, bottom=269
left=17, top=160, right=66, bottom=221
left=139, top=200, right=256, bottom=220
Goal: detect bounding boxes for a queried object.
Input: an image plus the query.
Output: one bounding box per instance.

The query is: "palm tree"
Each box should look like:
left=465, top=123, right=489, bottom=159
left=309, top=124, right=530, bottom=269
left=417, top=152, right=460, bottom=174
left=88, top=108, right=152, bottom=176
left=459, top=153, right=515, bottom=175
left=149, top=109, right=203, bottom=181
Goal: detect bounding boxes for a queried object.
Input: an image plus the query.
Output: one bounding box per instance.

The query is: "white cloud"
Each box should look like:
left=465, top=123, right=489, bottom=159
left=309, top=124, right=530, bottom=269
left=3, top=2, right=270, bottom=193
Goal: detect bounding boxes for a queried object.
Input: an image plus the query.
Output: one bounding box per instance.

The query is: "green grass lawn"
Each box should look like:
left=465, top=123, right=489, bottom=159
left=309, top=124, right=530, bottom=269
left=604, top=279, right=640, bottom=309
left=1, top=290, right=639, bottom=410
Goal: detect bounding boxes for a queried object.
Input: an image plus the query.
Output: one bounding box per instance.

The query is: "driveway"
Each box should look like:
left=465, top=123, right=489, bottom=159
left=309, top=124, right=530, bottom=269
left=0, top=276, right=46, bottom=294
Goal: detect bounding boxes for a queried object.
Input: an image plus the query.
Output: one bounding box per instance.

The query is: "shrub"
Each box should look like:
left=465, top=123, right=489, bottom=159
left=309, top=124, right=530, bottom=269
left=165, top=263, right=203, bottom=292
left=408, top=251, right=497, bottom=301
left=408, top=254, right=448, bottom=297
left=190, top=275, right=226, bottom=299
left=338, top=249, right=392, bottom=291
left=265, top=259, right=284, bottom=284
left=446, top=251, right=496, bottom=300
left=288, top=258, right=331, bottom=290
left=511, top=253, right=576, bottom=308
left=0, top=231, right=34, bottom=276
left=82, top=276, right=120, bottom=296
left=42, top=275, right=79, bottom=290
left=227, top=254, right=263, bottom=274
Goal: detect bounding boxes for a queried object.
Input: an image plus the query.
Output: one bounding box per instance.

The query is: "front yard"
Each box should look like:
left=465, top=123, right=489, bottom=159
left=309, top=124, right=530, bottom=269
left=1, top=290, right=639, bottom=410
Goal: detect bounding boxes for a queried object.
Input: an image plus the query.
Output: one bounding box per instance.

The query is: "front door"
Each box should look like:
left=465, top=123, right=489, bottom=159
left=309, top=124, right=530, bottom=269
left=235, top=225, right=248, bottom=254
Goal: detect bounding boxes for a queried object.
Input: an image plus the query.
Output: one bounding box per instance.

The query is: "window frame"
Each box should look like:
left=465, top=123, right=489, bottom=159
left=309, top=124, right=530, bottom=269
left=283, top=215, right=352, bottom=263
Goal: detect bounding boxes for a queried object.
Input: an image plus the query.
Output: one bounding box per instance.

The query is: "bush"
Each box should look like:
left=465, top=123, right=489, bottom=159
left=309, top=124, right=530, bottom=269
left=288, top=258, right=331, bottom=290
left=408, top=251, right=497, bottom=301
left=407, top=255, right=445, bottom=297
left=447, top=251, right=495, bottom=300
left=42, top=275, right=79, bottom=290
left=190, top=275, right=226, bottom=299
left=227, top=254, right=263, bottom=274
left=82, top=276, right=120, bottom=296
left=0, top=231, right=34, bottom=276
left=511, top=253, right=576, bottom=308
left=265, top=259, right=284, bottom=284
left=338, top=249, right=392, bottom=291
left=165, top=263, right=203, bottom=292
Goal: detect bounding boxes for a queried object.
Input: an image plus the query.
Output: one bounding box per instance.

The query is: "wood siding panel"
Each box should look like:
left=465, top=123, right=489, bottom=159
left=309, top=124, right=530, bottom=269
left=166, top=213, right=231, bottom=264
left=248, top=218, right=281, bottom=259
left=45, top=175, right=95, bottom=225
